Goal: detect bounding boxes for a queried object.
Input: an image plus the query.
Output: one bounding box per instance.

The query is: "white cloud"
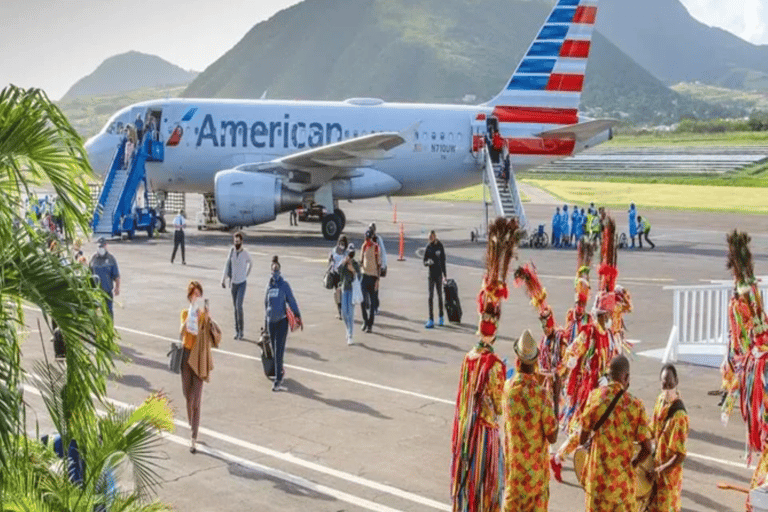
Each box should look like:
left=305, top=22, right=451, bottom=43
left=680, top=0, right=768, bottom=45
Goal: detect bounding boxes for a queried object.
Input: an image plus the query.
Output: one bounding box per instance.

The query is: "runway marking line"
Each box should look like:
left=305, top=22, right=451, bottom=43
left=23, top=310, right=752, bottom=483
left=22, top=382, right=449, bottom=512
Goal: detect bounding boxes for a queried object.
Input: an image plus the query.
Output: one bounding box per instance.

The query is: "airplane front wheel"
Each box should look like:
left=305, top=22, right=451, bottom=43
left=321, top=214, right=341, bottom=241
left=334, top=209, right=346, bottom=232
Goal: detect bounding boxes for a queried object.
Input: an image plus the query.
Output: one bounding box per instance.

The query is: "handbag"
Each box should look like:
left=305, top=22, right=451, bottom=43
left=323, top=268, right=337, bottom=290
left=167, top=342, right=183, bottom=374
left=352, top=276, right=363, bottom=305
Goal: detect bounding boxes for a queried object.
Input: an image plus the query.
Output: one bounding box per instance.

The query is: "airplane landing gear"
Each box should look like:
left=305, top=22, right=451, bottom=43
left=321, top=213, right=342, bottom=241
left=334, top=208, right=346, bottom=232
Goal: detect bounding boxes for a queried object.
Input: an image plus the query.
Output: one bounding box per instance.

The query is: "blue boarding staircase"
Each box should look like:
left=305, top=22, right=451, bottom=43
left=92, top=135, right=164, bottom=239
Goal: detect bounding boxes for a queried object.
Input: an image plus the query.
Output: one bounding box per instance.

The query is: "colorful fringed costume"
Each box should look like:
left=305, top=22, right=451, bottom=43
left=451, top=218, right=521, bottom=512
left=563, top=239, right=594, bottom=346
left=556, top=219, right=631, bottom=465
left=718, top=231, right=768, bottom=510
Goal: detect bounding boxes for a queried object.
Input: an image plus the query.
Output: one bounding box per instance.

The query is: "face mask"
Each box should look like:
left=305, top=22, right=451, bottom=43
left=97, top=247, right=106, bottom=256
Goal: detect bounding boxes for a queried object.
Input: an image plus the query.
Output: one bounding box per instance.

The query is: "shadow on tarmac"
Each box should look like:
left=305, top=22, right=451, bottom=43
left=688, top=428, right=744, bottom=452
left=198, top=450, right=338, bottom=503
left=353, top=342, right=444, bottom=364
left=683, top=488, right=738, bottom=512
left=283, top=378, right=392, bottom=420
left=285, top=346, right=329, bottom=362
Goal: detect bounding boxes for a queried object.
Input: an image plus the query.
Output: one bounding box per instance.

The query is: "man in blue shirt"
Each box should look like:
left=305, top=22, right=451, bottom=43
left=552, top=207, right=561, bottom=248
left=560, top=205, right=570, bottom=247
left=89, top=237, right=120, bottom=317
left=570, top=205, right=579, bottom=246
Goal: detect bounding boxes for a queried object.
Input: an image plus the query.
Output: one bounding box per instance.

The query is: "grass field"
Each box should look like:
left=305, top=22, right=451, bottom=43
left=605, top=131, right=768, bottom=147
left=523, top=179, right=768, bottom=214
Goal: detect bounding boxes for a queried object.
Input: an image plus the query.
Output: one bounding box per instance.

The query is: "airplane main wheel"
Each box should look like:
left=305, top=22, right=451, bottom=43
left=157, top=215, right=166, bottom=233
left=334, top=209, right=346, bottom=232
left=321, top=214, right=341, bottom=241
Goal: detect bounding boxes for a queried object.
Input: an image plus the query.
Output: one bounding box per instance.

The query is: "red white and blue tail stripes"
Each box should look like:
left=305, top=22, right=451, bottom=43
left=487, top=0, right=598, bottom=110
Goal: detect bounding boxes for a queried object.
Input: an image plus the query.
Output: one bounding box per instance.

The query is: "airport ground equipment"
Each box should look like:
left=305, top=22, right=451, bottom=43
left=92, top=135, right=164, bottom=239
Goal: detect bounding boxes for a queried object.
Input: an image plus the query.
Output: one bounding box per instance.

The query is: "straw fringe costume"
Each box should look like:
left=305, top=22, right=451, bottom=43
left=718, top=231, right=768, bottom=510
left=451, top=218, right=521, bottom=512
left=558, top=220, right=632, bottom=463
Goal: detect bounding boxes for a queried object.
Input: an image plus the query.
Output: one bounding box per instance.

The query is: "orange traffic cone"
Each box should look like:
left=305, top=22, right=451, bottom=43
left=393, top=204, right=397, bottom=224
left=398, top=222, right=406, bottom=261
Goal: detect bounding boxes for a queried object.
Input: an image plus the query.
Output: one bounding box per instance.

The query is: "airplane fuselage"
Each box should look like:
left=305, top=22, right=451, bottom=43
left=87, top=97, right=582, bottom=198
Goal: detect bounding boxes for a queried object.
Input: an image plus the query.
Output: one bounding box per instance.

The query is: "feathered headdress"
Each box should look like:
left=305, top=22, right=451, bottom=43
left=514, top=263, right=555, bottom=333
left=593, top=216, right=618, bottom=315
left=477, top=218, right=522, bottom=342
left=727, top=230, right=755, bottom=291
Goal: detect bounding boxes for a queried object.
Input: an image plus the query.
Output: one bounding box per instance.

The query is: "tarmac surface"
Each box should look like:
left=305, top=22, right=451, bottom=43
left=20, top=193, right=768, bottom=512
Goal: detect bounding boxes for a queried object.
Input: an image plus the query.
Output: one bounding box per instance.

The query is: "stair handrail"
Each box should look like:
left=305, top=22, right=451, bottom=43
left=483, top=148, right=504, bottom=218
left=507, top=165, right=528, bottom=232
left=92, top=138, right=126, bottom=232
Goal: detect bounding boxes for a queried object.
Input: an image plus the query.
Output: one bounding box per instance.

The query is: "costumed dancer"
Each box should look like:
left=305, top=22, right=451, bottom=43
left=551, top=217, right=628, bottom=481
left=563, top=239, right=595, bottom=346
left=718, top=231, right=768, bottom=511
left=513, top=263, right=567, bottom=420
left=450, top=218, right=521, bottom=512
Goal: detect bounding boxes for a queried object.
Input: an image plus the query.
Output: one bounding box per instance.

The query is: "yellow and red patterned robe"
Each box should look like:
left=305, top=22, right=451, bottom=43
left=648, top=392, right=688, bottom=512
left=501, top=370, right=558, bottom=512
left=580, top=382, right=651, bottom=512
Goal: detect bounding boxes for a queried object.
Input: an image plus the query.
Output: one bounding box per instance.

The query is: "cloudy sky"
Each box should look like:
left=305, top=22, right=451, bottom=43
left=0, top=0, right=766, bottom=100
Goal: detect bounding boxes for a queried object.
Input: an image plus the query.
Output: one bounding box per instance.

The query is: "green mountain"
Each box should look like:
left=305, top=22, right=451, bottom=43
left=62, top=51, right=197, bottom=101
left=181, top=0, right=728, bottom=124
left=597, top=0, right=768, bottom=92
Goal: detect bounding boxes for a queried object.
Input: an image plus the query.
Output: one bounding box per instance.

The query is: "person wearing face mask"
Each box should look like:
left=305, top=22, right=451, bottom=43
left=646, top=364, right=688, bottom=512
left=338, top=243, right=360, bottom=345
left=579, top=355, right=651, bottom=512
left=328, top=235, right=348, bottom=319
left=221, top=231, right=252, bottom=340
left=179, top=281, right=221, bottom=453
left=265, top=256, right=302, bottom=392
left=89, top=237, right=120, bottom=317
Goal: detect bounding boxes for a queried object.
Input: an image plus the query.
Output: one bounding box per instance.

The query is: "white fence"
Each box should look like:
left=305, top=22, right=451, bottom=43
left=663, top=281, right=768, bottom=367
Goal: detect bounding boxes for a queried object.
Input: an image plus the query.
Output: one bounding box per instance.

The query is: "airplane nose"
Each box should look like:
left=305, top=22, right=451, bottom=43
left=85, top=134, right=116, bottom=177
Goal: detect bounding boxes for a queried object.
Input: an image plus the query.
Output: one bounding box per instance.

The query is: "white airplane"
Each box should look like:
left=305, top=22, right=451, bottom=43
left=86, top=0, right=612, bottom=240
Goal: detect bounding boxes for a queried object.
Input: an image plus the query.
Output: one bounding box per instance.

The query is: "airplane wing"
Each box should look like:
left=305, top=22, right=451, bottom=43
left=536, top=119, right=617, bottom=142
left=274, top=130, right=408, bottom=170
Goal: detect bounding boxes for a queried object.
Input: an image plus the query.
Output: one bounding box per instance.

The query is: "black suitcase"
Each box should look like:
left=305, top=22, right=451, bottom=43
left=444, top=279, right=462, bottom=323
left=258, top=327, right=276, bottom=379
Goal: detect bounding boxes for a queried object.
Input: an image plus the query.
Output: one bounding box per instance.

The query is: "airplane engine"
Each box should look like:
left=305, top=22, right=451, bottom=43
left=214, top=170, right=303, bottom=226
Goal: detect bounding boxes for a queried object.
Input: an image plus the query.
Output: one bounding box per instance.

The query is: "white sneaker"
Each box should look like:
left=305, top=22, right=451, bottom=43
left=347, top=335, right=354, bottom=346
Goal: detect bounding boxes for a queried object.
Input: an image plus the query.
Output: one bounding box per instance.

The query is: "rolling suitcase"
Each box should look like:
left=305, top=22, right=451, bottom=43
left=258, top=326, right=276, bottom=379
left=444, top=278, right=462, bottom=323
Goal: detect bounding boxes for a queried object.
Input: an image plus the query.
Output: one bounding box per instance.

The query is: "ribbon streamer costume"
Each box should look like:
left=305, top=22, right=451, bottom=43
left=450, top=218, right=521, bottom=512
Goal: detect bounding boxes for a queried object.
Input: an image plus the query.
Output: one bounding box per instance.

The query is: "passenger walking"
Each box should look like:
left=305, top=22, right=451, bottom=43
left=135, top=114, right=144, bottom=142
left=360, top=230, right=381, bottom=333
left=89, top=237, right=120, bottom=317
left=328, top=235, right=348, bottom=318
left=647, top=364, right=689, bottom=512
left=423, top=230, right=447, bottom=328
left=637, top=215, right=655, bottom=249
left=339, top=244, right=360, bottom=345
left=369, top=222, right=387, bottom=313
left=580, top=355, right=652, bottom=512
left=171, top=209, right=186, bottom=264
left=502, top=329, right=558, bottom=512
left=179, top=281, right=221, bottom=453
left=221, top=231, right=252, bottom=340
left=264, top=256, right=302, bottom=392
left=628, top=203, right=638, bottom=248
left=551, top=207, right=561, bottom=248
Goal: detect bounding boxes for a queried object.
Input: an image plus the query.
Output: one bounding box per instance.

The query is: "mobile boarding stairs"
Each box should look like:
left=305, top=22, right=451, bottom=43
left=92, top=134, right=164, bottom=239
left=471, top=146, right=528, bottom=241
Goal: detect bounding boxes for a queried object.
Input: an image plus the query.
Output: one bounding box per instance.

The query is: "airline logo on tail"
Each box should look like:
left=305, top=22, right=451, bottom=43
left=488, top=0, right=598, bottom=110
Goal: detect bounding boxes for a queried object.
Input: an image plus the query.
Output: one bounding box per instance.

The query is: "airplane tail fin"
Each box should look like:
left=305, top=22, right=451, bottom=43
left=485, top=0, right=598, bottom=111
